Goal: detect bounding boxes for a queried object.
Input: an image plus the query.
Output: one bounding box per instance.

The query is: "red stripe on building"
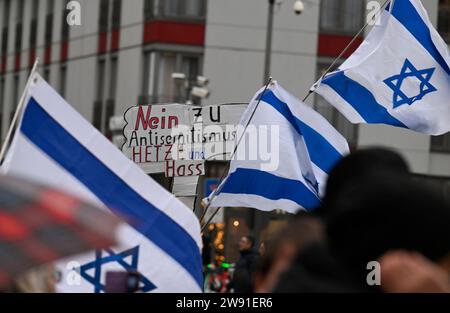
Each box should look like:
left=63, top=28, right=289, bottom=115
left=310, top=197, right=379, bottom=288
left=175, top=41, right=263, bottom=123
left=98, top=32, right=108, bottom=55
left=29, top=49, right=36, bottom=69
left=60, top=42, right=69, bottom=62
left=14, top=53, right=21, bottom=72
left=44, top=46, right=52, bottom=65
left=1, top=55, right=7, bottom=74
left=111, top=29, right=120, bottom=52
left=318, top=34, right=363, bottom=58
left=143, top=21, right=205, bottom=46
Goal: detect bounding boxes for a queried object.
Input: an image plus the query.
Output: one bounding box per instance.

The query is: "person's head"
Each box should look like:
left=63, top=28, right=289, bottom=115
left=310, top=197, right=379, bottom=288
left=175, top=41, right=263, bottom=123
left=239, top=235, right=255, bottom=252
left=254, top=214, right=325, bottom=292
left=320, top=148, right=410, bottom=219
left=326, top=172, right=450, bottom=282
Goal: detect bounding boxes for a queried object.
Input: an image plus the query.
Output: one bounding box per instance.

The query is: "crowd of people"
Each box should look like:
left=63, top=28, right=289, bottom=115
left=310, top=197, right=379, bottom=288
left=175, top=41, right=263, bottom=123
left=228, top=148, right=450, bottom=293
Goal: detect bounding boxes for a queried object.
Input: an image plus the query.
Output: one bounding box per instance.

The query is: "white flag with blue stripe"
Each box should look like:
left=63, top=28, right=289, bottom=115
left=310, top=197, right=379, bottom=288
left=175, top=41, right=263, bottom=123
left=315, top=0, right=450, bottom=136
left=209, top=82, right=349, bottom=214
left=1, top=73, right=203, bottom=293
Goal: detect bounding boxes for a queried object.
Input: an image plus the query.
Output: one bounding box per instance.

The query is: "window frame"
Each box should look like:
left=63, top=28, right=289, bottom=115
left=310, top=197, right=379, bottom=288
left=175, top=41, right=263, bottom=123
left=319, top=0, right=365, bottom=35
left=144, top=0, right=207, bottom=23
left=141, top=48, right=203, bottom=105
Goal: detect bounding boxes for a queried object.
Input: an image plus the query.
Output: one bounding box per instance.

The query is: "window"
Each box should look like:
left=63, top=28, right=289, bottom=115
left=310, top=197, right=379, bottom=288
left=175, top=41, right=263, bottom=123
left=438, top=0, right=450, bottom=42
left=142, top=51, right=202, bottom=104
left=314, top=63, right=358, bottom=148
left=61, top=0, right=70, bottom=43
left=59, top=64, right=67, bottom=98
left=144, top=0, right=156, bottom=21
left=112, top=0, right=122, bottom=30
left=1, top=28, right=8, bottom=58
left=93, top=59, right=106, bottom=130
left=43, top=66, right=50, bottom=81
left=109, top=57, right=118, bottom=100
left=1, top=0, right=11, bottom=57
left=10, top=74, right=19, bottom=122
left=105, top=57, right=118, bottom=136
left=164, top=0, right=206, bottom=18
left=17, top=0, right=24, bottom=22
left=431, top=134, right=450, bottom=153
left=0, top=78, right=4, bottom=138
left=93, top=56, right=117, bottom=135
left=14, top=0, right=24, bottom=53
left=157, top=52, right=177, bottom=103
left=14, top=23, right=22, bottom=54
left=144, top=0, right=206, bottom=20
left=320, top=0, right=364, bottom=34
left=99, top=0, right=110, bottom=33
left=141, top=51, right=155, bottom=103
left=45, top=0, right=54, bottom=47
left=29, top=0, right=39, bottom=50
left=181, top=55, right=199, bottom=101
left=2, top=0, right=10, bottom=28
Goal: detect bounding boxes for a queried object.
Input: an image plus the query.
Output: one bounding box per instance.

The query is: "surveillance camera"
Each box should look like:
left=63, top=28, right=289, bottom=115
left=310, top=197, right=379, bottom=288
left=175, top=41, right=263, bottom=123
left=191, top=86, right=210, bottom=99
left=197, top=76, right=209, bottom=87
left=293, top=0, right=304, bottom=15
left=171, top=72, right=186, bottom=81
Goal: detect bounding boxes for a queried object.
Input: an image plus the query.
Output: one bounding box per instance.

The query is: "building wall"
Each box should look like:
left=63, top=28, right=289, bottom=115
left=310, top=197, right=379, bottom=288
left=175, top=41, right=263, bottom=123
left=203, top=0, right=320, bottom=104
left=115, top=0, right=144, bottom=117
left=65, top=0, right=100, bottom=120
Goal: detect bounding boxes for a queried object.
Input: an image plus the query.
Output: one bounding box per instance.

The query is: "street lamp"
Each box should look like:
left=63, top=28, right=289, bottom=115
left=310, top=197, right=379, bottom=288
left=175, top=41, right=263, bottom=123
left=263, top=0, right=310, bottom=83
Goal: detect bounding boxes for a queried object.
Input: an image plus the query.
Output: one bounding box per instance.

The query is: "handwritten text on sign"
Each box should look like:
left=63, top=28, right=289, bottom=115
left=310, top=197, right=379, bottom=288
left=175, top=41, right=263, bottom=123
left=122, top=104, right=247, bottom=174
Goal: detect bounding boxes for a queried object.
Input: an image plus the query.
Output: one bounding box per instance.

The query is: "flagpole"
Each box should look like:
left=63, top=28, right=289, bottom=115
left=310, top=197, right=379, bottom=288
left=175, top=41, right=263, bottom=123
left=303, top=0, right=391, bottom=103
left=199, top=77, right=273, bottom=232
left=0, top=58, right=40, bottom=164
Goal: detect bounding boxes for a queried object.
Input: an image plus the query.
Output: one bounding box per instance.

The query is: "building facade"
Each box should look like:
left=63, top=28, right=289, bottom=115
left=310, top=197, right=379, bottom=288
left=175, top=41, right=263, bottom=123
left=0, top=0, right=449, bottom=263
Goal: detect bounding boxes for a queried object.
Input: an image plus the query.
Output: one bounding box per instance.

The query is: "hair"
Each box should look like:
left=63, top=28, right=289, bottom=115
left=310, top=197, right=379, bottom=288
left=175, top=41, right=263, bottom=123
left=326, top=171, right=450, bottom=280
left=244, top=235, right=256, bottom=248
left=319, top=148, right=410, bottom=219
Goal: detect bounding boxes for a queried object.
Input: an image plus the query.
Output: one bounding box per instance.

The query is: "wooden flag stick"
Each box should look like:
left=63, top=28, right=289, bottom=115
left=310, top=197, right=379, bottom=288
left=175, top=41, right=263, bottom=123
left=0, top=58, right=40, bottom=164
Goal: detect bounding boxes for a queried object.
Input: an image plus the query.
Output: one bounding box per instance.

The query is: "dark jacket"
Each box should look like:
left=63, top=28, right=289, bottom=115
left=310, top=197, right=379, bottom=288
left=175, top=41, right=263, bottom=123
left=274, top=243, right=369, bottom=293
left=232, top=248, right=260, bottom=293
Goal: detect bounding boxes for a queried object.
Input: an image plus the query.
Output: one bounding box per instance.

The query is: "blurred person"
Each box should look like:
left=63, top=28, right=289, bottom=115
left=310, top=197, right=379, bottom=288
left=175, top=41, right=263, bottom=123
left=379, top=251, right=450, bottom=293
left=230, top=235, right=260, bottom=293
left=320, top=148, right=410, bottom=220
left=274, top=149, right=450, bottom=293
left=209, top=266, right=231, bottom=293
left=270, top=214, right=362, bottom=293
left=325, top=171, right=450, bottom=291
left=255, top=214, right=327, bottom=293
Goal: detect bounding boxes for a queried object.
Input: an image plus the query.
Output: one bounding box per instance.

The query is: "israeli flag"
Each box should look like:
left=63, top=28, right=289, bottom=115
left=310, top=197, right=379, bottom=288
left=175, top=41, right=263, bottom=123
left=209, top=82, right=349, bottom=214
left=315, top=0, right=450, bottom=136
left=1, top=73, right=203, bottom=293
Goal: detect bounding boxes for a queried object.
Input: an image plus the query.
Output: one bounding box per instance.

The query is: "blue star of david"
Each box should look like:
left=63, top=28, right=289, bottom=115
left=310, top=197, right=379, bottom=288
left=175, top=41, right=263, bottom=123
left=79, top=246, right=156, bottom=293
left=384, top=59, right=437, bottom=108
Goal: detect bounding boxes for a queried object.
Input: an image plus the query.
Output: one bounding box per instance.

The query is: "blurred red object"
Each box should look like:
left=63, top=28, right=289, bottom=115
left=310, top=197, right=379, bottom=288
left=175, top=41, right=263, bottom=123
left=0, top=175, right=120, bottom=288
